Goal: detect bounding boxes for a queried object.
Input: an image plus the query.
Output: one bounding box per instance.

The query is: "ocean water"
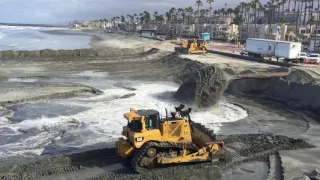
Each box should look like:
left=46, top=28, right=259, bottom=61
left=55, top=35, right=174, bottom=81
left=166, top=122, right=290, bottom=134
left=0, top=25, right=91, bottom=50
left=0, top=72, right=248, bottom=160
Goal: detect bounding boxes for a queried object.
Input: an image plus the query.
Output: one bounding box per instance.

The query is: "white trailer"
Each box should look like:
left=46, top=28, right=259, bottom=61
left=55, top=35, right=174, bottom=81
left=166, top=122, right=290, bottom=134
left=245, top=38, right=302, bottom=63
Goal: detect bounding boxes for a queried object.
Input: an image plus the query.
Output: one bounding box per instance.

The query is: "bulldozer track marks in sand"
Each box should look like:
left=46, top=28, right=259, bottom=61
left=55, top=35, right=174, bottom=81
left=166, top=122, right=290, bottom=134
left=0, top=148, right=121, bottom=180
left=0, top=122, right=315, bottom=180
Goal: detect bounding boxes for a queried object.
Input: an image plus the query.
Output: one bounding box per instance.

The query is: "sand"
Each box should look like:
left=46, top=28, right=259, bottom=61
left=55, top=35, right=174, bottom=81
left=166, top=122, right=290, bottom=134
left=280, top=148, right=320, bottom=179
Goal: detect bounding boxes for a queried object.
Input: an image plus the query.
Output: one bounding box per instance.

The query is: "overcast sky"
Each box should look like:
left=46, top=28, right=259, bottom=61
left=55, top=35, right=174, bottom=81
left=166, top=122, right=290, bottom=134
left=0, top=0, right=256, bottom=24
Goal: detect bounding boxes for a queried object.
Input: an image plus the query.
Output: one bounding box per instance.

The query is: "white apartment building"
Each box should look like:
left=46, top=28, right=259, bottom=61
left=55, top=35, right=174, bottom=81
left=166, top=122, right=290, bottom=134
left=207, top=24, right=239, bottom=40
left=240, top=24, right=287, bottom=41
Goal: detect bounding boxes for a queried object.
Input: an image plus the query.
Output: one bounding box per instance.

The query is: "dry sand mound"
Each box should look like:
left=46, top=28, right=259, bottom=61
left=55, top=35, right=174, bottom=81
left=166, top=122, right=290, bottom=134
left=175, top=65, right=228, bottom=108
left=285, top=69, right=316, bottom=84
left=155, top=53, right=228, bottom=108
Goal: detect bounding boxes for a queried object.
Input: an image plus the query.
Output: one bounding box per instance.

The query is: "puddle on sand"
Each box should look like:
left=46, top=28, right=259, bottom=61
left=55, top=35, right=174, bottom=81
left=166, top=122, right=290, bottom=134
left=7, top=78, right=38, bottom=83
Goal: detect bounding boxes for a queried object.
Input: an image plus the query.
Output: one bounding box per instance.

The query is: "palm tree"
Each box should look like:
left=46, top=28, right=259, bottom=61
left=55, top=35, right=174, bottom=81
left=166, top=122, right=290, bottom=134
left=257, top=4, right=265, bottom=20
left=239, top=2, right=246, bottom=40
left=251, top=0, right=260, bottom=38
left=165, top=12, right=171, bottom=21
left=314, top=0, right=319, bottom=51
left=180, top=9, right=186, bottom=25
left=303, top=0, right=308, bottom=25
left=308, top=0, right=314, bottom=22
left=177, top=8, right=184, bottom=37
left=133, top=13, right=137, bottom=23
left=143, top=11, right=151, bottom=27
left=213, top=10, right=218, bottom=16
left=245, top=3, right=250, bottom=37
left=220, top=8, right=226, bottom=17
left=177, top=8, right=184, bottom=24
left=185, top=6, right=194, bottom=38
left=195, top=0, right=203, bottom=37
left=296, top=0, right=302, bottom=32
left=156, top=14, right=165, bottom=26
left=207, top=0, right=215, bottom=24
left=225, top=3, right=228, bottom=15
left=308, top=15, right=315, bottom=35
left=120, top=15, right=126, bottom=23
left=281, top=0, right=287, bottom=18
left=153, top=11, right=158, bottom=22
left=292, top=0, right=297, bottom=13
left=103, top=18, right=107, bottom=30
left=227, top=8, right=233, bottom=16
left=169, top=7, right=176, bottom=22
left=200, top=9, right=206, bottom=16
left=268, top=0, right=276, bottom=35
left=139, top=13, right=145, bottom=25
left=111, top=17, right=116, bottom=27
left=277, top=2, right=282, bottom=21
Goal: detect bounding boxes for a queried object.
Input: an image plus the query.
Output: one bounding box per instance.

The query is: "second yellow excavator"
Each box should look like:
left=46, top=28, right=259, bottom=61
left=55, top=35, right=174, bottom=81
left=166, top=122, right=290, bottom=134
left=174, top=39, right=209, bottom=54
left=116, top=104, right=225, bottom=173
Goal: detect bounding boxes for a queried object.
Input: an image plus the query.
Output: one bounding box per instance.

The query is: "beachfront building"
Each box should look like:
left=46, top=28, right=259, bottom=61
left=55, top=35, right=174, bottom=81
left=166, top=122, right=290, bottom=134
left=207, top=24, right=239, bottom=40
left=239, top=24, right=287, bottom=41
left=211, top=16, right=233, bottom=25
left=309, top=39, right=320, bottom=52
left=286, top=25, right=320, bottom=51
left=155, top=23, right=239, bottom=41
left=287, top=25, right=320, bottom=40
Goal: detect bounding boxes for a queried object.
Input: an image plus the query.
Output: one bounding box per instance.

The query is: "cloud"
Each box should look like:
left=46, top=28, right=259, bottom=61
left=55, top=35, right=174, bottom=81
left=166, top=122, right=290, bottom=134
left=0, top=0, right=244, bottom=24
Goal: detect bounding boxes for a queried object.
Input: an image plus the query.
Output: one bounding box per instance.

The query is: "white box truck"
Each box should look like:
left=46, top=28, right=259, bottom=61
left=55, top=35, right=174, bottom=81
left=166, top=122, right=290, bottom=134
left=245, top=38, right=302, bottom=63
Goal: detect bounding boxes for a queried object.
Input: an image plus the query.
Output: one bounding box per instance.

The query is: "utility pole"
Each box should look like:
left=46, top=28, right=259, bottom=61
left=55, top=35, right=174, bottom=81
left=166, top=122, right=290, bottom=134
left=315, top=0, right=319, bottom=52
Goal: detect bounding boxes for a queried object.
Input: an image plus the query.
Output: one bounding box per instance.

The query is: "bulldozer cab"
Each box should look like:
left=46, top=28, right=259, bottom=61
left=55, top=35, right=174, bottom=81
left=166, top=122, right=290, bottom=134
left=125, top=109, right=160, bottom=132
left=197, top=39, right=204, bottom=47
left=122, top=106, right=194, bottom=148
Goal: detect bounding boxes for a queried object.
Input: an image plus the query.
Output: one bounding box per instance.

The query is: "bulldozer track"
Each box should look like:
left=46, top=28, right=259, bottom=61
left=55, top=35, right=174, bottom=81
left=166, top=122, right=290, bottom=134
left=131, top=141, right=198, bottom=174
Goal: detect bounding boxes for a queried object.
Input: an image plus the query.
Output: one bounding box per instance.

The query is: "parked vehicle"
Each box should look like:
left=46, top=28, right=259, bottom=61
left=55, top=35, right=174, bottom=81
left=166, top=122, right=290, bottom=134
left=298, top=52, right=308, bottom=63
left=245, top=38, right=302, bottom=63
left=305, top=54, right=320, bottom=64
left=240, top=49, right=247, bottom=55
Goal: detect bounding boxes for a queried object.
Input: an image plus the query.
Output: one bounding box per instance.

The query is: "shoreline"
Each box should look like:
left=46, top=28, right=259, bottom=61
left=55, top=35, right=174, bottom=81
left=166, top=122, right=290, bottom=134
left=40, top=28, right=157, bottom=49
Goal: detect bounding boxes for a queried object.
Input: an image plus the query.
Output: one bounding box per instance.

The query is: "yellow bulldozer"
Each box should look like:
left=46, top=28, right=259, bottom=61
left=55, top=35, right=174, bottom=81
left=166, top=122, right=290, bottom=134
left=116, top=104, right=225, bottom=173
left=174, top=39, right=209, bottom=54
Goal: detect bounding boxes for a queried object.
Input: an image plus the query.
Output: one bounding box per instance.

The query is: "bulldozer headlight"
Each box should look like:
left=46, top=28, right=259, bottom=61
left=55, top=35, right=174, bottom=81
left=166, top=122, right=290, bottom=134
left=136, top=137, right=144, bottom=142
